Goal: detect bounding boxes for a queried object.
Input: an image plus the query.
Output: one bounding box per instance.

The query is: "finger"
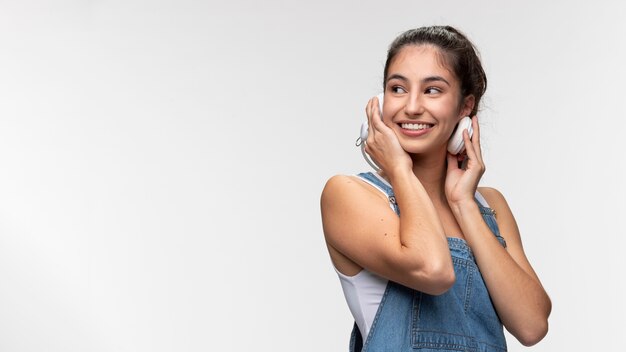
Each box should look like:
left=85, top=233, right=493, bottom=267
left=372, top=96, right=395, bottom=139
left=375, top=95, right=383, bottom=121
left=365, top=98, right=375, bottom=141
left=471, top=116, right=483, bottom=162
left=370, top=95, right=384, bottom=131
left=463, top=128, right=479, bottom=164
left=447, top=152, right=459, bottom=172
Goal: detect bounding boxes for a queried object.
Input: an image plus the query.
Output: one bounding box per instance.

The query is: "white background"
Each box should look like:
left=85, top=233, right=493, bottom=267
left=1, top=0, right=625, bottom=351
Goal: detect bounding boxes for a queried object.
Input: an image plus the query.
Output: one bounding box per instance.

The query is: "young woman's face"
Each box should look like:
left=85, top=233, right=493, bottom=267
left=383, top=45, right=474, bottom=155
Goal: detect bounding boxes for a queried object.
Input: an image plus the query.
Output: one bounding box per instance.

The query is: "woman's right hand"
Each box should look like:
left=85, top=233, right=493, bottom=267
left=364, top=95, right=413, bottom=176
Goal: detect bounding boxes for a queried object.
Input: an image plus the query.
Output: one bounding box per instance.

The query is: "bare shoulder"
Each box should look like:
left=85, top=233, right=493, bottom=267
left=320, top=173, right=401, bottom=276
left=477, top=186, right=507, bottom=209
left=321, top=174, right=357, bottom=199
left=477, top=188, right=542, bottom=282
left=320, top=173, right=394, bottom=237
left=478, top=186, right=520, bottom=222
left=477, top=186, right=522, bottom=245
left=321, top=174, right=388, bottom=207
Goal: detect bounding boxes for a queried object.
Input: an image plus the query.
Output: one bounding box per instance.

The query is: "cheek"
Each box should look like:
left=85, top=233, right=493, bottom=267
left=442, top=97, right=466, bottom=120
left=434, top=106, right=461, bottom=125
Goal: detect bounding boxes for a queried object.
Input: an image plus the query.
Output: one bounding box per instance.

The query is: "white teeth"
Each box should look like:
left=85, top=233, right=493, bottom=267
left=401, top=123, right=432, bottom=130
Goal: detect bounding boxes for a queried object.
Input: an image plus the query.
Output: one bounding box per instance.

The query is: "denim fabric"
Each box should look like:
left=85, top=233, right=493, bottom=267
left=350, top=172, right=507, bottom=352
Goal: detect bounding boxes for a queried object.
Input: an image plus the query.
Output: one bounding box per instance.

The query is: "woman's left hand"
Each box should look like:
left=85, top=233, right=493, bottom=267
left=445, top=116, right=485, bottom=206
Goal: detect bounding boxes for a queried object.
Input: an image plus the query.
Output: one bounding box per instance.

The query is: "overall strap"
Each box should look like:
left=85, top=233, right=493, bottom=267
left=475, top=191, right=507, bottom=248
left=356, top=172, right=400, bottom=215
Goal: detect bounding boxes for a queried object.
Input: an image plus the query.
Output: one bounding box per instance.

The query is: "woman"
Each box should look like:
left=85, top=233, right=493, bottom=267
left=321, top=26, right=551, bottom=351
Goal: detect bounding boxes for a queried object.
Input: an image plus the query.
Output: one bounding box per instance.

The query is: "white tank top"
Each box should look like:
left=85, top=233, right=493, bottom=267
left=334, top=266, right=388, bottom=339
left=334, top=172, right=492, bottom=339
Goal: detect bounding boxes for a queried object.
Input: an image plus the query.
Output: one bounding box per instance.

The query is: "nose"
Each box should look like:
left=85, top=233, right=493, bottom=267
left=404, top=93, right=425, bottom=116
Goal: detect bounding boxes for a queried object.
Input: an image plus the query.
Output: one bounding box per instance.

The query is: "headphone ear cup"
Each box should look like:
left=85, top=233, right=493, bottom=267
left=360, top=121, right=369, bottom=141
left=447, top=116, right=473, bottom=154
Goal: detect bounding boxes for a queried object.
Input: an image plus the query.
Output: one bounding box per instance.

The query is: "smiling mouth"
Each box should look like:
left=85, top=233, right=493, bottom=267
left=400, top=123, right=434, bottom=131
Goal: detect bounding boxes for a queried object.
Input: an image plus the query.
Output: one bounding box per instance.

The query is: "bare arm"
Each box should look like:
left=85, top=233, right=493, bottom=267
left=450, top=188, right=551, bottom=345
left=321, top=171, right=454, bottom=295
left=321, top=96, right=454, bottom=295
left=445, top=117, right=551, bottom=346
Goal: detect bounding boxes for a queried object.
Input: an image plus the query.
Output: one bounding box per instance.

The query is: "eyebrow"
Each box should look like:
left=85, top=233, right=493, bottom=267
left=386, top=74, right=451, bottom=86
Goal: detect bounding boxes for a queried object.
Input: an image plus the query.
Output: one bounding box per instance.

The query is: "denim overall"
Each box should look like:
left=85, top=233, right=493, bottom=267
left=349, top=172, right=508, bottom=352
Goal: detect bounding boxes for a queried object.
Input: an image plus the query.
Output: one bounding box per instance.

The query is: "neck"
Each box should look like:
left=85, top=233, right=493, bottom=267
left=380, top=148, right=449, bottom=205
left=410, top=149, right=448, bottom=204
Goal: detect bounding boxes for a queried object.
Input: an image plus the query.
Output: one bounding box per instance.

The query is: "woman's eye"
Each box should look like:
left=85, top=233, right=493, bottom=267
left=391, top=86, right=407, bottom=94
left=425, top=87, right=441, bottom=94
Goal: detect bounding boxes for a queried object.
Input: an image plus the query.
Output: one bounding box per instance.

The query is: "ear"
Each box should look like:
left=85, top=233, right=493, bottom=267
left=458, top=95, right=475, bottom=120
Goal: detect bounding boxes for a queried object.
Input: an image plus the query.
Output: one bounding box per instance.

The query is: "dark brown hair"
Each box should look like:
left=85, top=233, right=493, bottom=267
left=384, top=26, right=487, bottom=116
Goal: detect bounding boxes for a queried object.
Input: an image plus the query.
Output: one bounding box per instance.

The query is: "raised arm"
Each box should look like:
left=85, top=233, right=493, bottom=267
left=321, top=96, right=454, bottom=295
left=445, top=116, right=551, bottom=345
left=469, top=187, right=551, bottom=346
left=321, top=171, right=454, bottom=295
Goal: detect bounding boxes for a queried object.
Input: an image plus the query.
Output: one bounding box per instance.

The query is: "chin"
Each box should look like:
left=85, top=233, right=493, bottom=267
left=400, top=142, right=446, bottom=157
